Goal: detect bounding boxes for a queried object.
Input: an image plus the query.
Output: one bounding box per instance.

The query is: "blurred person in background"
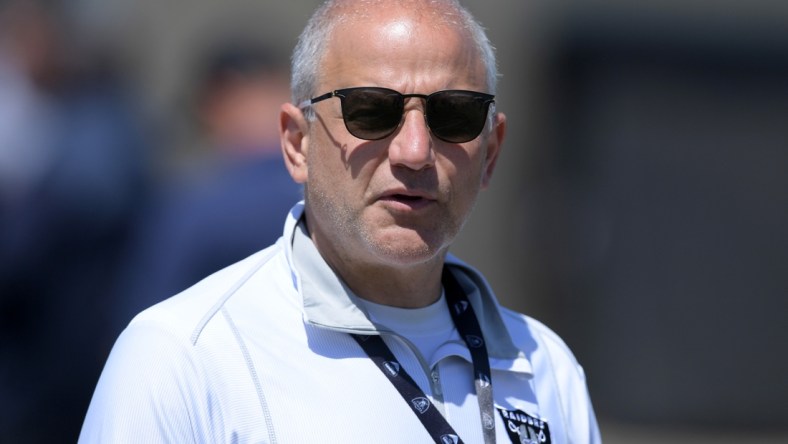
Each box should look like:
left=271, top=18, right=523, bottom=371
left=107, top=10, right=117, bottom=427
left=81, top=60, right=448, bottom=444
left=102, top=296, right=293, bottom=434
left=108, top=41, right=303, bottom=336
left=0, top=0, right=150, bottom=442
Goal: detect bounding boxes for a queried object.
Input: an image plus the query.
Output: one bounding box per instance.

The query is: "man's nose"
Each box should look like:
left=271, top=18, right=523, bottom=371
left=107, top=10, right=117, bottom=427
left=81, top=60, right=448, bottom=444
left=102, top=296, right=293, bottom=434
left=387, top=109, right=435, bottom=171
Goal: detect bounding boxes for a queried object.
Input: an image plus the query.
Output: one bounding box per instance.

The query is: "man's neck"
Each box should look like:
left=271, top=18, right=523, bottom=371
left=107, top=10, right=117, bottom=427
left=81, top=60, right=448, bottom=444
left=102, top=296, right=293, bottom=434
left=309, top=231, right=445, bottom=309
left=300, top=207, right=451, bottom=308
left=337, top=260, right=444, bottom=308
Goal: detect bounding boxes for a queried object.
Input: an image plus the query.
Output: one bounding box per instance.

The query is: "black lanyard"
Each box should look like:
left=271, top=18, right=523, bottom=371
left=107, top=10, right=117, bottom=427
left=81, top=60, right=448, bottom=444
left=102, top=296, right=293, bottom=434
left=352, top=268, right=495, bottom=444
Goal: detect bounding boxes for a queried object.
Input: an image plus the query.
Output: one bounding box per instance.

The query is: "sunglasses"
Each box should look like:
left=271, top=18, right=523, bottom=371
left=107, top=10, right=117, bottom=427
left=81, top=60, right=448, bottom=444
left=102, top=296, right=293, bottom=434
left=299, top=87, right=495, bottom=143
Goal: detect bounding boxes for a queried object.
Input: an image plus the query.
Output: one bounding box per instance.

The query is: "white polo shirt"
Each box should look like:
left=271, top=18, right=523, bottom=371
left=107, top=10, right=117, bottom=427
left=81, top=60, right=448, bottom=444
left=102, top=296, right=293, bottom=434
left=80, top=202, right=601, bottom=443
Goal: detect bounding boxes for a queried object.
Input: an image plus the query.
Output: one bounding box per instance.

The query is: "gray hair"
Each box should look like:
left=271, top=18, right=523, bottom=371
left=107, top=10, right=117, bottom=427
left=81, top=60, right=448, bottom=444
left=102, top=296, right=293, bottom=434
left=290, top=0, right=499, bottom=115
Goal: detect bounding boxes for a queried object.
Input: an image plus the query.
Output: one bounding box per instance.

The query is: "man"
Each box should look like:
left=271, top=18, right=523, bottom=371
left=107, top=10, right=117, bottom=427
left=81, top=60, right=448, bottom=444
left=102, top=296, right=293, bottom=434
left=80, top=1, right=601, bottom=443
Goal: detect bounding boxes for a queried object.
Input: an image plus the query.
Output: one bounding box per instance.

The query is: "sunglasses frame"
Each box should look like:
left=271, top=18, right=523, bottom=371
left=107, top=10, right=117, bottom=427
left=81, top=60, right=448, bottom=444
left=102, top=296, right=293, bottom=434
left=299, top=86, right=495, bottom=143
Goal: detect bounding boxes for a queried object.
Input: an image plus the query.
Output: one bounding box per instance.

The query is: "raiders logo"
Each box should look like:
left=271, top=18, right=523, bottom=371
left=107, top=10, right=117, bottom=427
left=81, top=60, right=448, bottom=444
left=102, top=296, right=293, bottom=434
left=440, top=434, right=459, bottom=444
left=496, top=407, right=551, bottom=444
left=411, top=397, right=431, bottom=414
left=383, top=361, right=401, bottom=377
left=465, top=335, right=484, bottom=348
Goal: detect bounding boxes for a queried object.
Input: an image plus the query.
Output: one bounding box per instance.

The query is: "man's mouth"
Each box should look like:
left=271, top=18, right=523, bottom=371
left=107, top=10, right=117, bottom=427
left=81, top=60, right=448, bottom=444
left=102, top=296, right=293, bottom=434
left=378, top=191, right=436, bottom=210
left=390, top=194, right=423, bottom=202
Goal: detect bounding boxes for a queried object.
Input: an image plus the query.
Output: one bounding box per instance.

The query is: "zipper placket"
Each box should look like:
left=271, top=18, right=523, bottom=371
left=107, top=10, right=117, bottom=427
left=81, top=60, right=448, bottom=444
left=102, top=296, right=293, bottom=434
left=382, top=332, right=447, bottom=417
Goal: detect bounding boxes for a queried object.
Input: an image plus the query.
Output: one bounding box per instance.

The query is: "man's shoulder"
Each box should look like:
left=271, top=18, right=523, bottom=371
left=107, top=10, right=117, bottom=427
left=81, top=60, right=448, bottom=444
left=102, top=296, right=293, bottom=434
left=129, top=241, right=289, bottom=340
left=498, top=306, right=583, bottom=369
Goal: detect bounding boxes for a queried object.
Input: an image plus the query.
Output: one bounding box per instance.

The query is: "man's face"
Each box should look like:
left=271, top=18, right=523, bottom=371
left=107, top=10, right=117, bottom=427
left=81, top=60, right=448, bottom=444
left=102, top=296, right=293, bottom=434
left=298, top=9, right=504, bottom=270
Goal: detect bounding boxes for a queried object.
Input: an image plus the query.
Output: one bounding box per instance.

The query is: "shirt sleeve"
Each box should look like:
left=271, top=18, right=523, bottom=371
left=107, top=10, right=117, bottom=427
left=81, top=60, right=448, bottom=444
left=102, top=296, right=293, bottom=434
left=78, top=320, right=203, bottom=444
left=527, top=315, right=603, bottom=444
left=560, top=354, right=603, bottom=443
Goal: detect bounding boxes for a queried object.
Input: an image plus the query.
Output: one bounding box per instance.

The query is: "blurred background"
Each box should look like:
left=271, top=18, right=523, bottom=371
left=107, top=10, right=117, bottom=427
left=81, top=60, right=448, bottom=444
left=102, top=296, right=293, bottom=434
left=0, top=0, right=786, bottom=442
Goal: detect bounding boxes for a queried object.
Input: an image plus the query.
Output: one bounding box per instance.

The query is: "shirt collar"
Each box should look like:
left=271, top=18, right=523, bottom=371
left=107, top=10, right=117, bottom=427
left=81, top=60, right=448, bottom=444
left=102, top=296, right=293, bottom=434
left=284, top=202, right=531, bottom=374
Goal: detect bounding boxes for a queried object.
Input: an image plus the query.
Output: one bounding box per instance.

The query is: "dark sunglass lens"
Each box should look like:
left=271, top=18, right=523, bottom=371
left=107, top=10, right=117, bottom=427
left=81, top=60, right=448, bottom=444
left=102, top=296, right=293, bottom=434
left=427, top=92, right=489, bottom=143
left=341, top=88, right=403, bottom=140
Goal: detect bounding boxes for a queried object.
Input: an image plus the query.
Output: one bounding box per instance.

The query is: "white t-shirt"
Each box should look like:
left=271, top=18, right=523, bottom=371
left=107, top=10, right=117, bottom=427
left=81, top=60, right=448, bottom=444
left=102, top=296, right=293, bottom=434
left=358, top=292, right=458, bottom=368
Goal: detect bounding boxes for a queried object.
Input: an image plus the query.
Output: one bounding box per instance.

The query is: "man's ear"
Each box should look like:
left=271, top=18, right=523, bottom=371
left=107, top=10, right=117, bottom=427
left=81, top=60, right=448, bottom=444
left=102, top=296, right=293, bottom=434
left=481, top=111, right=506, bottom=189
left=280, top=102, right=310, bottom=184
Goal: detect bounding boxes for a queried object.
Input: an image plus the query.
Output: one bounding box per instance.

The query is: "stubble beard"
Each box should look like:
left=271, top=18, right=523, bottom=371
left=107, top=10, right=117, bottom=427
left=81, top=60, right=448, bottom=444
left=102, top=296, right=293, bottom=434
left=303, top=135, right=482, bottom=269
left=304, top=180, right=466, bottom=269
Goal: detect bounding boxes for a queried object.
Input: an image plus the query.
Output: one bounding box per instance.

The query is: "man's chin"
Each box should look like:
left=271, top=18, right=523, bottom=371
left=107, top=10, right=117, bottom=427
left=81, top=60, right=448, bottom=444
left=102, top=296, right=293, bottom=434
left=368, top=230, right=447, bottom=267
